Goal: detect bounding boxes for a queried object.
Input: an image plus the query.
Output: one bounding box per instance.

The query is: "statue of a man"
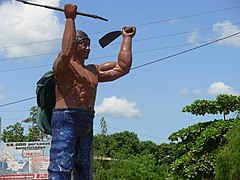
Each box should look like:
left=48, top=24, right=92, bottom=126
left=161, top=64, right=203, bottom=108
left=48, top=4, right=136, bottom=180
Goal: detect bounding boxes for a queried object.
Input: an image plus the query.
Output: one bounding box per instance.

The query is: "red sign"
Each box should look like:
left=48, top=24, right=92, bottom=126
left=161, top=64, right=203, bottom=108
left=0, top=174, right=48, bottom=179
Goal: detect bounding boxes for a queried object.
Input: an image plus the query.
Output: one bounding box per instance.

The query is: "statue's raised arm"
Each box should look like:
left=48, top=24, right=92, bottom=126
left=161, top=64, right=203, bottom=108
left=53, top=4, right=77, bottom=75
left=97, top=26, right=136, bottom=82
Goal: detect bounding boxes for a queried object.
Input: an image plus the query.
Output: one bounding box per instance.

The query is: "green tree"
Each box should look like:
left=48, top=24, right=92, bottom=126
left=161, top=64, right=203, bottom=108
left=168, top=119, right=238, bottom=179
left=155, top=142, right=177, bottom=166
left=22, top=106, right=37, bottom=125
left=215, top=119, right=240, bottom=180
left=93, top=129, right=175, bottom=179
left=182, top=94, right=240, bottom=120
left=169, top=94, right=240, bottom=179
left=100, top=117, right=107, bottom=135
left=105, top=154, right=163, bottom=180
left=93, top=117, right=109, bottom=179
left=1, top=106, right=49, bottom=142
left=1, top=122, right=25, bottom=142
left=95, top=131, right=140, bottom=159
left=25, top=126, right=43, bottom=141
left=108, top=131, right=140, bottom=157
left=22, top=106, right=47, bottom=141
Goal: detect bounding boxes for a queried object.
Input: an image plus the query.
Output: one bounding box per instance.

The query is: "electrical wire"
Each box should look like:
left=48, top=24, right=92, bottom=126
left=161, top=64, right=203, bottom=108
left=1, top=22, right=240, bottom=63
left=0, top=97, right=36, bottom=108
left=0, top=118, right=168, bottom=141
left=1, top=34, right=240, bottom=73
left=0, top=110, right=29, bottom=112
left=131, top=31, right=240, bottom=70
left=0, top=65, right=50, bottom=73
left=137, top=5, right=240, bottom=27
left=0, top=4, right=239, bottom=50
left=0, top=30, right=239, bottom=108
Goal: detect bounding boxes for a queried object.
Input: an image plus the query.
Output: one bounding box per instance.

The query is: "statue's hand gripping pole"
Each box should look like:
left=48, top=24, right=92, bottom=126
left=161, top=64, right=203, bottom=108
left=16, top=0, right=108, bottom=21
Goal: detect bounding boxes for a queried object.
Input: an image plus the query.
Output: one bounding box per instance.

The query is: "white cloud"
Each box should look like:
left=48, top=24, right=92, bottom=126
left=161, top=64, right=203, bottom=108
left=212, top=20, right=240, bottom=47
left=187, top=29, right=201, bottom=44
left=208, top=82, right=240, bottom=96
left=0, top=0, right=63, bottom=58
left=193, top=89, right=202, bottom=95
left=180, top=88, right=201, bottom=95
left=95, top=96, right=141, bottom=118
left=167, top=19, right=181, bottom=24
left=180, top=88, right=190, bottom=95
left=186, top=21, right=240, bottom=47
left=0, top=84, right=5, bottom=102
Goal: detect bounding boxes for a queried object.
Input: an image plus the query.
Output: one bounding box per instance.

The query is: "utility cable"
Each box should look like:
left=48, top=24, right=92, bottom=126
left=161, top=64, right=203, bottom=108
left=1, top=22, right=239, bottom=63
left=1, top=35, right=239, bottom=73
left=137, top=5, right=240, bottom=27
left=0, top=4, right=239, bottom=50
left=0, top=117, right=167, bottom=141
left=0, top=31, right=239, bottom=107
left=0, top=96, right=36, bottom=107
left=131, top=31, right=240, bottom=70
left=0, top=64, right=50, bottom=73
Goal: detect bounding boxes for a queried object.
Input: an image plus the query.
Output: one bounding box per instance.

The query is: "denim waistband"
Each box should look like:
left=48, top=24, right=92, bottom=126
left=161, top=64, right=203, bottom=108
left=53, top=107, right=95, bottom=113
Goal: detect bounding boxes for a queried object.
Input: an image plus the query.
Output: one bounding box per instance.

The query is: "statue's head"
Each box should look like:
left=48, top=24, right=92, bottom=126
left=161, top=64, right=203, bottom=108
left=75, top=30, right=90, bottom=44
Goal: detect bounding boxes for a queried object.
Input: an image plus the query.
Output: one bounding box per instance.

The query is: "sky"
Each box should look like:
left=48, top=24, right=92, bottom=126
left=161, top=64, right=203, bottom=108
left=0, top=0, right=240, bottom=144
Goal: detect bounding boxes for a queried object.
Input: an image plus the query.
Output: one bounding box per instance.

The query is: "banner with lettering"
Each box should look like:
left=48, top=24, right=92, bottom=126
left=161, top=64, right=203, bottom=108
left=0, top=142, right=51, bottom=179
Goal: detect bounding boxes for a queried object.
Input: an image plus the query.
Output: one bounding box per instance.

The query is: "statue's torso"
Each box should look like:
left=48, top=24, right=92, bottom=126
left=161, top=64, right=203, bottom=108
left=54, top=60, right=98, bottom=109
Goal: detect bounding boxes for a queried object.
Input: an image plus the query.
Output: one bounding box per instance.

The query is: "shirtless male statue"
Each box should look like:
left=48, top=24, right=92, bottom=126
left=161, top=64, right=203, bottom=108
left=47, top=4, right=136, bottom=180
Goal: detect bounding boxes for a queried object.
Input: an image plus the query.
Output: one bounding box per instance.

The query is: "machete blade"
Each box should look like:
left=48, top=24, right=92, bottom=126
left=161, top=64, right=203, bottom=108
left=99, top=31, right=122, bottom=48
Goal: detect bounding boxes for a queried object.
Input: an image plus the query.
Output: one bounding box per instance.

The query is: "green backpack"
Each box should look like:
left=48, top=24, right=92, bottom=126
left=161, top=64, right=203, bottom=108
left=36, top=70, right=55, bottom=135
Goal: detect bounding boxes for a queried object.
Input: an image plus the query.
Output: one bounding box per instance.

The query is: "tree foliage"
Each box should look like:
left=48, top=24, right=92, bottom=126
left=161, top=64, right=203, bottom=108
left=168, top=119, right=238, bottom=179
left=1, top=122, right=25, bottom=142
left=1, top=106, right=49, bottom=142
left=100, top=117, right=107, bottom=135
left=104, top=154, right=162, bottom=180
left=215, top=119, right=240, bottom=180
left=93, top=130, right=176, bottom=179
left=182, top=94, right=240, bottom=120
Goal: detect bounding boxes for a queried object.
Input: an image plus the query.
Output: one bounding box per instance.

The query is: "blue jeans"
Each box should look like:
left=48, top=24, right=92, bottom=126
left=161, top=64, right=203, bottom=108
left=48, top=108, right=95, bottom=180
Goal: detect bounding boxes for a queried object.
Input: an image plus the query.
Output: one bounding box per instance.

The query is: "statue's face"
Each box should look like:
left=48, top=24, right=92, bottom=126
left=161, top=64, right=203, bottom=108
left=76, top=39, right=91, bottom=60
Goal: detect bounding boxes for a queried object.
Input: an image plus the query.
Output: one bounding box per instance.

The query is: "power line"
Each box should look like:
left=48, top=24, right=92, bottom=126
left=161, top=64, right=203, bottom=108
left=0, top=38, right=61, bottom=50
left=1, top=118, right=26, bottom=120
left=0, top=32, right=103, bottom=50
left=131, top=31, right=240, bottom=70
left=0, top=43, right=104, bottom=62
left=0, top=64, right=50, bottom=73
left=0, top=51, right=58, bottom=62
left=0, top=110, right=29, bottom=112
left=0, top=38, right=234, bottom=73
left=0, top=4, right=239, bottom=50
left=0, top=97, right=36, bottom=108
left=102, top=124, right=168, bottom=140
left=137, top=5, right=240, bottom=27
left=0, top=117, right=167, bottom=141
left=1, top=22, right=239, bottom=63
left=1, top=32, right=239, bottom=73
left=0, top=44, right=102, bottom=62
left=0, top=30, right=239, bottom=108
left=135, top=22, right=240, bottom=42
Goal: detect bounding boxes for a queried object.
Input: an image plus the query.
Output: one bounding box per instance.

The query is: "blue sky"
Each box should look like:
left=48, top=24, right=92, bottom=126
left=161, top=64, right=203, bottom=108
left=0, top=0, right=240, bottom=144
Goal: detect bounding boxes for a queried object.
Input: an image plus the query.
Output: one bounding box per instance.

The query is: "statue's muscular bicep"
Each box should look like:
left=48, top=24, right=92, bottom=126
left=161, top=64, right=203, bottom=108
left=99, top=62, right=117, bottom=71
left=98, top=62, right=124, bottom=82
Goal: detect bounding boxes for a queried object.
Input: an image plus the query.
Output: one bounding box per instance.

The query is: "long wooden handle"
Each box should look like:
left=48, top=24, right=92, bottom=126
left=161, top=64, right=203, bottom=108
left=16, top=0, right=108, bottom=21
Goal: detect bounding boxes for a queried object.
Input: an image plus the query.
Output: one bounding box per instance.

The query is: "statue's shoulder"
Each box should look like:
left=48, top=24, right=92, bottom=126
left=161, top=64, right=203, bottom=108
left=86, top=64, right=99, bottom=74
